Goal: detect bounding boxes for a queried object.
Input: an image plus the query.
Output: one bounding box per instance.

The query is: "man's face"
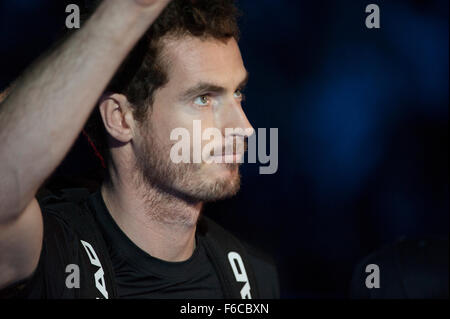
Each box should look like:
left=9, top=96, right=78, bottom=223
left=133, top=36, right=253, bottom=202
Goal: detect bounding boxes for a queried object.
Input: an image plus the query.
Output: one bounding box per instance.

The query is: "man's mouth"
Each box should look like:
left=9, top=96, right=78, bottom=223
left=208, top=143, right=246, bottom=163
left=209, top=152, right=244, bottom=163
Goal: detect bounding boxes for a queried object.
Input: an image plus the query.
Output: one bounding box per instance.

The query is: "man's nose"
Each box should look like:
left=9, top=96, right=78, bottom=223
left=220, top=100, right=255, bottom=138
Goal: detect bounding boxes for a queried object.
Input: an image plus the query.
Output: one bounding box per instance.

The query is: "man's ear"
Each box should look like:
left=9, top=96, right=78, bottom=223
left=98, top=93, right=135, bottom=143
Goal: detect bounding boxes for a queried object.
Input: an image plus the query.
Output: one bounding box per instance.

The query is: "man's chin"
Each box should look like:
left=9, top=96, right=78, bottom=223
left=203, top=160, right=241, bottom=175
left=192, top=183, right=241, bottom=202
left=178, top=167, right=241, bottom=202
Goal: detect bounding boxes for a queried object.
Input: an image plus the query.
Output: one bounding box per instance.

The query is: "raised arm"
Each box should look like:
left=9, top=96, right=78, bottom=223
left=0, top=0, right=170, bottom=289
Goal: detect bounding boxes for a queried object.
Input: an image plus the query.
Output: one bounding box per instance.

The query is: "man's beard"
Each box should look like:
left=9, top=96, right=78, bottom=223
left=134, top=124, right=242, bottom=203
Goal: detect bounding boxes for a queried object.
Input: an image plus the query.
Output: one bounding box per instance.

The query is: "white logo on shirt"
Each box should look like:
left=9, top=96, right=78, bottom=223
left=227, top=251, right=251, bottom=299
left=80, top=240, right=109, bottom=299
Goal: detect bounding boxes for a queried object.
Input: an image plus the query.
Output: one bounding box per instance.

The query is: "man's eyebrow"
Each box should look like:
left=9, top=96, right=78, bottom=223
left=179, top=71, right=249, bottom=100
left=179, top=82, right=226, bottom=100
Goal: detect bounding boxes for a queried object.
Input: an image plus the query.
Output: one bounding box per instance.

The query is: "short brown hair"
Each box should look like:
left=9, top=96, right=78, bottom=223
left=83, top=0, right=240, bottom=164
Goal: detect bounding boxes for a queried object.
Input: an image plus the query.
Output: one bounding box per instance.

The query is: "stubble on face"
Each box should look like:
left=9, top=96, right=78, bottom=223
left=133, top=121, right=242, bottom=208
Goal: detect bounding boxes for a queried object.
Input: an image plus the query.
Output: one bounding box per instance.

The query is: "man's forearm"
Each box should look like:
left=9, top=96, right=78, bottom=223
left=0, top=0, right=169, bottom=221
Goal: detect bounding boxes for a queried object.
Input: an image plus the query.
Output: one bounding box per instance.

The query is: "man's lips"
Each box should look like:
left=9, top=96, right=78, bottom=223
left=206, top=141, right=247, bottom=163
left=209, top=152, right=244, bottom=163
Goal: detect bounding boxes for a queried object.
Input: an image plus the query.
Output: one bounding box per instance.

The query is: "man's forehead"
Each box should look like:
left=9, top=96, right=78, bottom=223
left=161, top=35, right=246, bottom=83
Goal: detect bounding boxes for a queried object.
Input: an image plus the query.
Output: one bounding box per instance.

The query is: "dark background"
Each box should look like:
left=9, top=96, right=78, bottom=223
left=0, top=0, right=448, bottom=298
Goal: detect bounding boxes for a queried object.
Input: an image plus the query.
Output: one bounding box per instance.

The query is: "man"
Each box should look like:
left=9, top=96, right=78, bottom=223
left=0, top=0, right=279, bottom=298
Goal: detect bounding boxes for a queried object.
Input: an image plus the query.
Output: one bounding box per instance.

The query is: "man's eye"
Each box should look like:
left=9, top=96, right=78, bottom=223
left=234, top=89, right=245, bottom=100
left=194, top=95, right=210, bottom=106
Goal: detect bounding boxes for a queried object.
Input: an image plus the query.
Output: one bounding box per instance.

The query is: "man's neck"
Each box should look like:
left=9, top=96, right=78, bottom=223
left=100, top=174, right=203, bottom=262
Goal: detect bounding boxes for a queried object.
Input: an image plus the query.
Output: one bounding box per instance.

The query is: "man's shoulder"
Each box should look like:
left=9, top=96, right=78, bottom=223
left=198, top=215, right=277, bottom=266
left=36, top=187, right=96, bottom=227
left=241, top=240, right=280, bottom=299
left=34, top=186, right=116, bottom=299
left=198, top=216, right=280, bottom=298
left=36, top=187, right=102, bottom=256
left=37, top=187, right=92, bottom=209
left=0, top=188, right=93, bottom=299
